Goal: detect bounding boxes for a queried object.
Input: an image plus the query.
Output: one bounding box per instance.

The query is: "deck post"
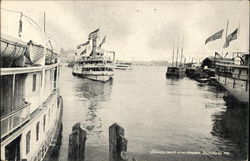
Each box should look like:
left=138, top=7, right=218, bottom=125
left=68, top=122, right=87, bottom=161
left=109, top=123, right=128, bottom=161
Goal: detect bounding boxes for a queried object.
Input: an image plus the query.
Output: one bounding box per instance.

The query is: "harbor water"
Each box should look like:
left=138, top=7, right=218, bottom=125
left=58, top=66, right=247, bottom=161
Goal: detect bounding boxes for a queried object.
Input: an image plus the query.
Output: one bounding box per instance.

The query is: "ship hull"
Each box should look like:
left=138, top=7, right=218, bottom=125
left=216, top=75, right=249, bottom=103
left=73, top=71, right=113, bottom=82
left=115, top=66, right=133, bottom=70
left=166, top=66, right=186, bottom=77
left=1, top=63, right=62, bottom=161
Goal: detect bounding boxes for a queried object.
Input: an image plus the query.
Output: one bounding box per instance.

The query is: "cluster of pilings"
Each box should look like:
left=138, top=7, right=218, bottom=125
left=68, top=122, right=136, bottom=161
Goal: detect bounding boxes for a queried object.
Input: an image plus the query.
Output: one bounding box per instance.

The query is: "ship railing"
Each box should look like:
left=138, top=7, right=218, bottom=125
left=1, top=103, right=31, bottom=139
left=232, top=74, right=249, bottom=80
left=217, top=72, right=248, bottom=81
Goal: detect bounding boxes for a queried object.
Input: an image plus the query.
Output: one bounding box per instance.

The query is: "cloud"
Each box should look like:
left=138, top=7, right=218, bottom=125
left=1, top=1, right=249, bottom=61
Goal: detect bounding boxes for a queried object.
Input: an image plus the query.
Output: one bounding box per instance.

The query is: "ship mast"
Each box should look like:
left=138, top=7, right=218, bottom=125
left=176, top=36, right=179, bottom=67
left=180, top=35, right=184, bottom=66
left=172, top=40, right=175, bottom=66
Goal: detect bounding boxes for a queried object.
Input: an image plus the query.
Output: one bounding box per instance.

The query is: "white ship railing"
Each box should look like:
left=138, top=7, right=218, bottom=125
left=1, top=103, right=31, bottom=139
left=0, top=63, right=58, bottom=76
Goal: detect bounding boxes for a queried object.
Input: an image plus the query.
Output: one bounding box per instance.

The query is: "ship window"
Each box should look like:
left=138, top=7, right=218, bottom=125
left=36, top=122, right=40, bottom=141
left=26, top=131, right=31, bottom=154
left=43, top=115, right=46, bottom=131
left=33, top=74, right=37, bottom=92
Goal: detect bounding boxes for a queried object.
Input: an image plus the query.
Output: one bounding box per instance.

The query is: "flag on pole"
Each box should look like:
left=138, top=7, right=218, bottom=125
left=88, top=29, right=99, bottom=40
left=82, top=41, right=89, bottom=46
left=98, top=35, right=106, bottom=49
left=76, top=41, right=89, bottom=49
left=205, top=29, right=224, bottom=44
left=80, top=49, right=87, bottom=55
left=77, top=44, right=81, bottom=49
left=223, top=28, right=238, bottom=48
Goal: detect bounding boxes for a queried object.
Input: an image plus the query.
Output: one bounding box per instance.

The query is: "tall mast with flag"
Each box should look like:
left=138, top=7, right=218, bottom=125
left=223, top=22, right=238, bottom=50
left=205, top=26, right=224, bottom=58
left=222, top=20, right=229, bottom=56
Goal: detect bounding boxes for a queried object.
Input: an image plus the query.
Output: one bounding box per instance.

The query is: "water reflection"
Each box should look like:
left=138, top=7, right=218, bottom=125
left=58, top=66, right=247, bottom=161
left=211, top=104, right=248, bottom=160
left=73, top=79, right=113, bottom=137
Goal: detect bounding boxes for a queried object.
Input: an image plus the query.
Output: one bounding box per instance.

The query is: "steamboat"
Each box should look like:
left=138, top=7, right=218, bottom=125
left=1, top=10, right=62, bottom=161
left=215, top=53, right=249, bottom=103
left=115, top=61, right=133, bottom=70
left=72, top=29, right=115, bottom=82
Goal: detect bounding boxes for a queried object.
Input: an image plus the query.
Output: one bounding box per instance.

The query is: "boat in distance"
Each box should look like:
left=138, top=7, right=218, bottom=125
left=115, top=61, right=133, bottom=70
left=166, top=36, right=186, bottom=78
left=166, top=66, right=186, bottom=77
left=72, top=29, right=115, bottom=82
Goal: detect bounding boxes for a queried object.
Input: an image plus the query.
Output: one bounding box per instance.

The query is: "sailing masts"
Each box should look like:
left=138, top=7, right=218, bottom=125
left=172, top=35, right=184, bottom=67
left=180, top=35, right=184, bottom=66
left=176, top=36, right=179, bottom=67
left=172, top=41, right=175, bottom=66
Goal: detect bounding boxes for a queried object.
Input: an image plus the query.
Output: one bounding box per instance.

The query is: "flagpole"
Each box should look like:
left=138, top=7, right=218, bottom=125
left=222, top=20, right=229, bottom=57
left=237, top=22, right=240, bottom=55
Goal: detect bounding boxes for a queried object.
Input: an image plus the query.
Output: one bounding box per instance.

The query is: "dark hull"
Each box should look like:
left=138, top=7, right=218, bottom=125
left=166, top=66, right=186, bottom=77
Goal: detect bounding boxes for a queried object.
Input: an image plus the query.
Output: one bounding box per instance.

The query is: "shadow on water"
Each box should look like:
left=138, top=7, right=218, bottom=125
left=210, top=100, right=248, bottom=160
left=74, top=79, right=113, bottom=137
left=194, top=81, right=248, bottom=160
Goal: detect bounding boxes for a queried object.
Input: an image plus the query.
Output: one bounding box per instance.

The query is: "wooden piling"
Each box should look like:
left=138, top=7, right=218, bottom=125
left=109, top=123, right=128, bottom=161
left=68, top=122, right=87, bottom=161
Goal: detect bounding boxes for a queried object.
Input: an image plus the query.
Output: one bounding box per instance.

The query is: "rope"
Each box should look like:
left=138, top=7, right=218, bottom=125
left=24, top=15, right=41, bottom=32
left=2, top=7, right=48, bottom=61
left=1, top=8, right=21, bottom=14
left=1, top=7, right=44, bottom=34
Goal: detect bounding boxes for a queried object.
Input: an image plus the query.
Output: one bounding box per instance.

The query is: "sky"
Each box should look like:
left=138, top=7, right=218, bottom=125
left=1, top=1, right=249, bottom=61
